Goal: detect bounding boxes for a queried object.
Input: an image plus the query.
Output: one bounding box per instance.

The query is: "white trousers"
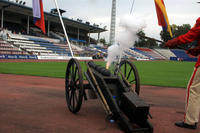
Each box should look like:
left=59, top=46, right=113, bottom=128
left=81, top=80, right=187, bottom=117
left=184, top=66, right=200, bottom=125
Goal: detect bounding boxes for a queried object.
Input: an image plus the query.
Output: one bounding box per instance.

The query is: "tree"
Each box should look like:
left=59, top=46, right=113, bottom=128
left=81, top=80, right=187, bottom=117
left=135, top=30, right=147, bottom=47
left=146, top=39, right=158, bottom=48
left=160, top=24, right=192, bottom=49
left=135, top=30, right=158, bottom=48
left=160, top=24, right=191, bottom=42
left=174, top=24, right=191, bottom=37
left=99, top=38, right=106, bottom=44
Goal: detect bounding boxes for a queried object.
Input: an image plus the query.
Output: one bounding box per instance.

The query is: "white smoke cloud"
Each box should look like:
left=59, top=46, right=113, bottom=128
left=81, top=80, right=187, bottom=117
left=87, top=0, right=97, bottom=4
left=107, top=14, right=146, bottom=65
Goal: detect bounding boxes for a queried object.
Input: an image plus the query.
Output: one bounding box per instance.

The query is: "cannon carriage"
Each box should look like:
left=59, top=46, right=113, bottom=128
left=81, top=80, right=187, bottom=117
left=65, top=58, right=153, bottom=133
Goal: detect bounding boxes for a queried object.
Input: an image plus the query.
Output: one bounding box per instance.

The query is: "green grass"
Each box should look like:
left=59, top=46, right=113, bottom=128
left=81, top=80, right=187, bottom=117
left=0, top=61, right=195, bottom=88
left=0, top=62, right=68, bottom=78
left=133, top=61, right=194, bottom=88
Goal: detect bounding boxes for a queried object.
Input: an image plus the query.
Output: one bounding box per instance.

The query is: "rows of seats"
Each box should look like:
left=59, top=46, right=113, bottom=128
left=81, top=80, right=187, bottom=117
left=126, top=48, right=148, bottom=59
left=123, top=48, right=182, bottom=61
left=93, top=46, right=107, bottom=54
left=154, top=49, right=176, bottom=59
left=130, top=48, right=153, bottom=59
left=0, top=40, right=28, bottom=55
left=171, top=49, right=190, bottom=58
left=7, top=34, right=79, bottom=56
left=126, top=48, right=198, bottom=61
left=137, top=48, right=166, bottom=60
left=170, top=49, right=197, bottom=61
left=0, top=31, right=198, bottom=61
left=124, top=51, right=137, bottom=59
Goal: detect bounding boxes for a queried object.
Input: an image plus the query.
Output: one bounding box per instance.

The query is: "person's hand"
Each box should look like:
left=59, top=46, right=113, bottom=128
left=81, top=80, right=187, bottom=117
left=187, top=47, right=200, bottom=56
left=165, top=38, right=181, bottom=49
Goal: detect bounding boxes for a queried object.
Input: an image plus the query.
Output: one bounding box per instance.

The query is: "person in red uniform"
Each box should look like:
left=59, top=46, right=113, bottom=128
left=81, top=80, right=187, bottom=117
left=165, top=17, right=200, bottom=129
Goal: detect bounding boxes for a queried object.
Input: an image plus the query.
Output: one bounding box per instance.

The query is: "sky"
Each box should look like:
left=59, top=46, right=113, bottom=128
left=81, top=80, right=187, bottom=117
left=24, top=0, right=199, bottom=42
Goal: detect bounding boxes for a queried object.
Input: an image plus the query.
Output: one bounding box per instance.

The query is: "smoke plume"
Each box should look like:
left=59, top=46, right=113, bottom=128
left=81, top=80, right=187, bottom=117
left=107, top=14, right=146, bottom=67
left=88, top=0, right=97, bottom=4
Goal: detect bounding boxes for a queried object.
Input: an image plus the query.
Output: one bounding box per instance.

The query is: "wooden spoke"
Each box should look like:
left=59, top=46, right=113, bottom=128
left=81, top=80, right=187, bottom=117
left=118, top=60, right=140, bottom=95
left=65, top=58, right=83, bottom=113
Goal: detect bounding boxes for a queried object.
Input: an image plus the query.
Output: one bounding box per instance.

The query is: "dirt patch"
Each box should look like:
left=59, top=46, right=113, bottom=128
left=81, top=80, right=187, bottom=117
left=0, top=74, right=199, bottom=133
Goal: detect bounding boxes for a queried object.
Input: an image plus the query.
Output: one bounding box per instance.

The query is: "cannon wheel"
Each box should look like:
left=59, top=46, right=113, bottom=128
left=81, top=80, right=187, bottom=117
left=65, top=58, right=83, bottom=113
left=118, top=60, right=140, bottom=95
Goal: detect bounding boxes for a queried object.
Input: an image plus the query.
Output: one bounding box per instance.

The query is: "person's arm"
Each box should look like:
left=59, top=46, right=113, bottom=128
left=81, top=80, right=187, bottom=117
left=165, top=17, right=200, bottom=48
left=178, top=18, right=200, bottom=44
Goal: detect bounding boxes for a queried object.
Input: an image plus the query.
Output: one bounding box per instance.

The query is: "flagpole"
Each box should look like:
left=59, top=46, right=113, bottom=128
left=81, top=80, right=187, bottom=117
left=53, top=0, right=74, bottom=58
left=130, top=0, right=135, bottom=14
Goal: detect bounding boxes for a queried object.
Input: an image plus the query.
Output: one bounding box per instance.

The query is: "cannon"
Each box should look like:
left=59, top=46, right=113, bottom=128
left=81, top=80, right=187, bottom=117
left=65, top=58, right=153, bottom=133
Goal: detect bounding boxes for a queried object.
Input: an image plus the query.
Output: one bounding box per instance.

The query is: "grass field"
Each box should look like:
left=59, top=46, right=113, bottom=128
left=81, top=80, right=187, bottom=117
left=0, top=60, right=195, bottom=88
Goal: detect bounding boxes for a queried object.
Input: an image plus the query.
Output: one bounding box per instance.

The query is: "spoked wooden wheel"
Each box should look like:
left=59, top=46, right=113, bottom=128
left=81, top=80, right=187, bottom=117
left=118, top=60, right=140, bottom=95
left=65, top=58, right=83, bottom=113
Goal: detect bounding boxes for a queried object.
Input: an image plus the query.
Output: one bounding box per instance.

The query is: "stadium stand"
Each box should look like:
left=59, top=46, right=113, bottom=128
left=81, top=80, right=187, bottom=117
left=170, top=49, right=197, bottom=61
left=154, top=49, right=176, bottom=59
left=126, top=48, right=149, bottom=60
left=137, top=48, right=166, bottom=60
left=86, top=44, right=108, bottom=59
left=0, top=0, right=105, bottom=60
left=0, top=39, right=28, bottom=55
left=134, top=48, right=155, bottom=59
left=130, top=48, right=153, bottom=59
left=93, top=45, right=107, bottom=54
left=124, top=51, right=136, bottom=59
left=5, top=33, right=83, bottom=57
left=171, top=49, right=190, bottom=58
left=49, top=31, right=65, bottom=42
left=0, top=1, right=198, bottom=62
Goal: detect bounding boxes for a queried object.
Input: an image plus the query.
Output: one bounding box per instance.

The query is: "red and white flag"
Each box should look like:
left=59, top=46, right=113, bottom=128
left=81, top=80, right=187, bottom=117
left=33, top=0, right=46, bottom=34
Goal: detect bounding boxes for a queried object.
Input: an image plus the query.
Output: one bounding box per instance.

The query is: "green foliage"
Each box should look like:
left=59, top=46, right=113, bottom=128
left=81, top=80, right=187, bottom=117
left=160, top=24, right=191, bottom=42
left=173, top=24, right=191, bottom=37
left=0, top=61, right=195, bottom=88
left=160, top=30, right=172, bottom=42
left=135, top=30, right=158, bottom=48
left=99, top=38, right=106, bottom=45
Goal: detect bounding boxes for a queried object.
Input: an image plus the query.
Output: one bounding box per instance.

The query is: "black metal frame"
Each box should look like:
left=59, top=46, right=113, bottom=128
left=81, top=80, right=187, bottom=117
left=65, top=58, right=153, bottom=133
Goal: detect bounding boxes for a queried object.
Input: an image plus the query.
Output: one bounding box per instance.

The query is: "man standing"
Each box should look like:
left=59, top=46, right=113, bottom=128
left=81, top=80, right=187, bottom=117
left=165, top=17, right=200, bottom=129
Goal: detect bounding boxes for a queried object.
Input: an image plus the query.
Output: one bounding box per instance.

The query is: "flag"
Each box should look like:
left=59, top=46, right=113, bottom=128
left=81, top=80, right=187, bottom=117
left=32, top=0, right=46, bottom=34
left=154, top=0, right=172, bottom=37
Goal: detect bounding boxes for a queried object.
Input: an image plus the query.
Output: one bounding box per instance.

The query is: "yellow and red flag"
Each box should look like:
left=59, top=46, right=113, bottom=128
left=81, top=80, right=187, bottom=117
left=154, top=0, right=172, bottom=37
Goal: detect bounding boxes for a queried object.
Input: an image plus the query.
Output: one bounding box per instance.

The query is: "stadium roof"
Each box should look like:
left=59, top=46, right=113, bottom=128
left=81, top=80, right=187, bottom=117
left=0, top=0, right=107, bottom=33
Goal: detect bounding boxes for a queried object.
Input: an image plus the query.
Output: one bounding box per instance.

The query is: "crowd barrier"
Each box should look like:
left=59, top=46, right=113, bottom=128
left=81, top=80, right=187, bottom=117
left=0, top=54, right=38, bottom=59
left=170, top=57, right=197, bottom=62
left=0, top=54, right=93, bottom=60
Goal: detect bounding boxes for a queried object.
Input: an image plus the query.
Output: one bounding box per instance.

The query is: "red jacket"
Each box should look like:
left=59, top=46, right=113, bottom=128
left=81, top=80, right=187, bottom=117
left=178, top=17, right=200, bottom=67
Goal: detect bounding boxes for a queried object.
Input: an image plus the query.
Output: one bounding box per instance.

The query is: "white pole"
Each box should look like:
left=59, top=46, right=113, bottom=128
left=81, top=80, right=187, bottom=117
left=88, top=30, right=90, bottom=45
left=109, top=0, right=116, bottom=45
left=77, top=28, right=79, bottom=41
left=48, top=20, right=50, bottom=37
left=97, top=32, right=100, bottom=44
left=53, top=0, right=74, bottom=58
left=27, top=16, right=30, bottom=34
left=1, top=9, right=4, bottom=28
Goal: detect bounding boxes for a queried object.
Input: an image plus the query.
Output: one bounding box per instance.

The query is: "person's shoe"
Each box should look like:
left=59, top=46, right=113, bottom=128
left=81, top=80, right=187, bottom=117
left=175, top=121, right=197, bottom=129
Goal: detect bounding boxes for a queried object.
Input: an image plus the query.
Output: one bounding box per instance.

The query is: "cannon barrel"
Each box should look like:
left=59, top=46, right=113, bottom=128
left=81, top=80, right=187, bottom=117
left=88, top=61, right=111, bottom=76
